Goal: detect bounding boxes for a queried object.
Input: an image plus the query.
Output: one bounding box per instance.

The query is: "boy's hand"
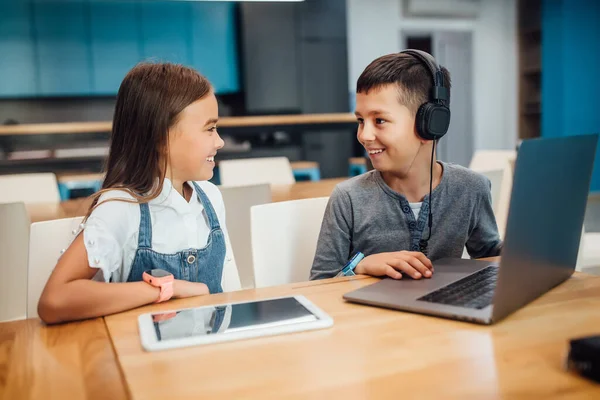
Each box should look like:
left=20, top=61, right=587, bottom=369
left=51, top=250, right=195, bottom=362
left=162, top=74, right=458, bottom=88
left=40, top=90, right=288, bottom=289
left=173, top=280, right=209, bottom=298
left=354, top=251, right=433, bottom=280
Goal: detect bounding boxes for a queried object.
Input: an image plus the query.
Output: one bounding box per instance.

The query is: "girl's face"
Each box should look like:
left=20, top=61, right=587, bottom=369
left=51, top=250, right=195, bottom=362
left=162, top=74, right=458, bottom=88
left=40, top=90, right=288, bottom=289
left=167, top=92, right=224, bottom=182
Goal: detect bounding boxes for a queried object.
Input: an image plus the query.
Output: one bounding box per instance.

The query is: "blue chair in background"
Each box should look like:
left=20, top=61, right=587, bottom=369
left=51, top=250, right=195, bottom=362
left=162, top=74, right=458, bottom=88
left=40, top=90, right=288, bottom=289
left=57, top=173, right=103, bottom=201
left=348, top=157, right=367, bottom=177
left=291, top=161, right=321, bottom=182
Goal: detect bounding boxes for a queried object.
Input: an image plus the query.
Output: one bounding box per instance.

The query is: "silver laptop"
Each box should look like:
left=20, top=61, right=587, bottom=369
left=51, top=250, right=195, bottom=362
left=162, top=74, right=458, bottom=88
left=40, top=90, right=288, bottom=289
left=344, top=134, right=599, bottom=325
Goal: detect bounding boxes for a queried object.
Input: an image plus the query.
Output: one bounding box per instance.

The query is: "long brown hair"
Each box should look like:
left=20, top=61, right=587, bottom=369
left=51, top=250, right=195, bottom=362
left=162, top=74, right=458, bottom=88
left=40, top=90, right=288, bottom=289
left=85, top=62, right=212, bottom=219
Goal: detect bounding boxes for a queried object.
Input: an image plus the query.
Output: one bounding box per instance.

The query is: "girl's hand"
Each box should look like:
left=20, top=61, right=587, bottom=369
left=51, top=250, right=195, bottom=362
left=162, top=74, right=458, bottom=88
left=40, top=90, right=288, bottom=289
left=172, top=280, right=209, bottom=298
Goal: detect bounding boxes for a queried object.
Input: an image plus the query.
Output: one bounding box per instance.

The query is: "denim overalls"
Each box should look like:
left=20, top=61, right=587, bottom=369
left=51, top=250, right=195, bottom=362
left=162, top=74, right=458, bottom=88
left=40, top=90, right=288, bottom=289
left=126, top=182, right=225, bottom=294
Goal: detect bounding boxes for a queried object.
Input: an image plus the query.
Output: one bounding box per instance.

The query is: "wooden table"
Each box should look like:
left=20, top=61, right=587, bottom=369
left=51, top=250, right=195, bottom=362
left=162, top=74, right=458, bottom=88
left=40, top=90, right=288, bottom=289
left=2, top=264, right=600, bottom=399
left=104, top=270, right=600, bottom=400
left=0, top=318, right=127, bottom=400
left=270, top=177, right=345, bottom=203
left=25, top=178, right=346, bottom=223
left=26, top=198, right=93, bottom=223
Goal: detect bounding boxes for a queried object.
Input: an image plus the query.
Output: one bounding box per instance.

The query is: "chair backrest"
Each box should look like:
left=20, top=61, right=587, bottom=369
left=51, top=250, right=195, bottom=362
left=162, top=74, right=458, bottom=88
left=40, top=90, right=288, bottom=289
left=575, top=227, right=600, bottom=272
left=0, top=203, right=30, bottom=322
left=219, top=157, right=295, bottom=187
left=0, top=173, right=60, bottom=204
left=250, top=197, right=329, bottom=288
left=219, top=183, right=272, bottom=289
left=477, top=168, right=504, bottom=215
left=581, top=232, right=600, bottom=272
left=27, top=216, right=83, bottom=318
left=575, top=227, right=587, bottom=272
left=469, top=150, right=516, bottom=171
left=469, top=150, right=516, bottom=239
left=221, top=247, right=242, bottom=292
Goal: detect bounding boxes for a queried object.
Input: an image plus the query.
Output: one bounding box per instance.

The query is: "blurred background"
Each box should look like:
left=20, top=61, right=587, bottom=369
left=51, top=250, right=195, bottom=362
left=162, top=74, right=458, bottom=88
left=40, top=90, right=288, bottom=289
left=1, top=0, right=600, bottom=325
left=0, top=0, right=598, bottom=220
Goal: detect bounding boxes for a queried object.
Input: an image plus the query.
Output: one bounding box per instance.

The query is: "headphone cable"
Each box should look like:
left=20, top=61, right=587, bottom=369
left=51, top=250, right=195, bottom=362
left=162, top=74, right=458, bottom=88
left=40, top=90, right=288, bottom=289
left=420, top=139, right=436, bottom=254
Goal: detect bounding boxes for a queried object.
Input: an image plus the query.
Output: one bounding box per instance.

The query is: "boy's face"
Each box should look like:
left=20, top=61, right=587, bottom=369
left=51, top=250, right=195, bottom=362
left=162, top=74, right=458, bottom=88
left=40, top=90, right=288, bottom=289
left=355, top=84, right=422, bottom=175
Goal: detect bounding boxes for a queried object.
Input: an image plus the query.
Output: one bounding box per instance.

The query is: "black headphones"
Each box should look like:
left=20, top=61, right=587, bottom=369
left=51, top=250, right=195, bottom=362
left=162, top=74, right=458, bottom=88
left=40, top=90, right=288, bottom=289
left=400, top=49, right=451, bottom=141
left=398, top=49, right=451, bottom=256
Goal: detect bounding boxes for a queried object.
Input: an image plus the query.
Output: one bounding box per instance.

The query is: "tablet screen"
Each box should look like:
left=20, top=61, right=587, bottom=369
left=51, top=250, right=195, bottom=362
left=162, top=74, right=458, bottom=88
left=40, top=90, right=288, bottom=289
left=151, top=297, right=318, bottom=341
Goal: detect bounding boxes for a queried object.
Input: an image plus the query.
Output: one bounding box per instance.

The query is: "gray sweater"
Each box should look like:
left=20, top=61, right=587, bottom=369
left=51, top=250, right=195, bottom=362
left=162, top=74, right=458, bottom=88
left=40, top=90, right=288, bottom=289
left=310, top=162, right=503, bottom=280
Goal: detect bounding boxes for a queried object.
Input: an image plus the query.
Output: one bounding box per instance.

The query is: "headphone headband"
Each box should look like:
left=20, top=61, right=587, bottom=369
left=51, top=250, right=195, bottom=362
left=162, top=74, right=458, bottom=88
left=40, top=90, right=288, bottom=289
left=399, top=49, right=451, bottom=142
left=401, top=49, right=448, bottom=105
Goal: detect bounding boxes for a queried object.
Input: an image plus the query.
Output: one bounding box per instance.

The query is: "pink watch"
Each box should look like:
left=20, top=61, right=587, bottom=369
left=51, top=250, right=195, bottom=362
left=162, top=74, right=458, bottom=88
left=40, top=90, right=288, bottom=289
left=142, top=269, right=174, bottom=303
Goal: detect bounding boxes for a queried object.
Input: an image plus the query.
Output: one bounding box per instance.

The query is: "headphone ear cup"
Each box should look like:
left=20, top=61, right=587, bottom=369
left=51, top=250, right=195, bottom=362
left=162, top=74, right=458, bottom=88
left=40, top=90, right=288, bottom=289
left=415, top=103, right=430, bottom=141
left=416, top=103, right=451, bottom=141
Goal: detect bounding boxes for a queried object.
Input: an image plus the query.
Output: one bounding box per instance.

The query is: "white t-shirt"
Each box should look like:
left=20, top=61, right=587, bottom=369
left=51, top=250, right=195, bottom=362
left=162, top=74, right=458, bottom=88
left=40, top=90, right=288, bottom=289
left=82, top=179, right=241, bottom=291
left=409, top=202, right=422, bottom=220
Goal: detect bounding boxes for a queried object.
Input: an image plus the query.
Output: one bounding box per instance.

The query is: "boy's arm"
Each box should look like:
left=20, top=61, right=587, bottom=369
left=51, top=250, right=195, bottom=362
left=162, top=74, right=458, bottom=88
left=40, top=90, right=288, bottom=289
left=310, top=187, right=353, bottom=280
left=466, top=179, right=503, bottom=259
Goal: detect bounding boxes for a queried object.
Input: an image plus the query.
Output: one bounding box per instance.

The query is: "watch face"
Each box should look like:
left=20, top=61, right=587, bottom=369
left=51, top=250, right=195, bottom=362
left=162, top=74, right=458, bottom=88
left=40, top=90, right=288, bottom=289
left=146, top=269, right=172, bottom=278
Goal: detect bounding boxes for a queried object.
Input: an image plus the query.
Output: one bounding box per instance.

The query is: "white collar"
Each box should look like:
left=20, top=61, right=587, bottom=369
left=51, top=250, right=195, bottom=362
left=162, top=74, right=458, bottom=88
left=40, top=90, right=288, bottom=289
left=150, top=178, right=200, bottom=212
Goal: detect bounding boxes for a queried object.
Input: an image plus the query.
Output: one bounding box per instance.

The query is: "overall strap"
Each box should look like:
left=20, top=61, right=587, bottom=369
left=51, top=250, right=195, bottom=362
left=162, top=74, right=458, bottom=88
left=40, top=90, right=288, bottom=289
left=137, top=203, right=153, bottom=248
left=191, top=182, right=221, bottom=230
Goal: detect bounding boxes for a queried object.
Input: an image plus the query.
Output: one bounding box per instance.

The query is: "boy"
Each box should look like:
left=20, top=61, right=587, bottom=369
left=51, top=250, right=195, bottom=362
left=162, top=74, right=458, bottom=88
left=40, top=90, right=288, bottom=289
left=310, top=51, right=502, bottom=280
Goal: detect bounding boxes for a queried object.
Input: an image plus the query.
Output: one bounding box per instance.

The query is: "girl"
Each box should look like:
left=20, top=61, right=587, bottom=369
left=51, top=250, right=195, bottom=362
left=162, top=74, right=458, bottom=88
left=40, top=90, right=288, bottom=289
left=38, top=63, right=241, bottom=324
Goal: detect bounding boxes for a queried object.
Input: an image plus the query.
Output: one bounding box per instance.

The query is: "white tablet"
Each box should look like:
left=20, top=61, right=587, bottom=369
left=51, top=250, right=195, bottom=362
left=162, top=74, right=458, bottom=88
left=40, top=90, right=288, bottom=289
left=137, top=295, right=333, bottom=351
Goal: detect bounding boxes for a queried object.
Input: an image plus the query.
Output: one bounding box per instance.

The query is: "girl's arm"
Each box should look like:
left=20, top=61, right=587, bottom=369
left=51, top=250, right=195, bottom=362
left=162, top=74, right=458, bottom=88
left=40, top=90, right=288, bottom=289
left=38, top=233, right=208, bottom=324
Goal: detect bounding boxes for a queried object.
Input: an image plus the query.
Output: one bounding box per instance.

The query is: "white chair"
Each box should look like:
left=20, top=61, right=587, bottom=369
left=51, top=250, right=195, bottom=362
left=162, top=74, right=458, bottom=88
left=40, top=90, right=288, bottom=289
left=0, top=173, right=61, bottom=204
left=0, top=203, right=30, bottom=322
left=469, top=150, right=516, bottom=171
left=469, top=150, right=516, bottom=239
left=477, top=168, right=504, bottom=216
left=221, top=243, right=242, bottom=292
left=582, top=232, right=600, bottom=271
left=219, top=183, right=272, bottom=289
left=579, top=194, right=600, bottom=273
left=576, top=227, right=600, bottom=272
left=219, top=157, right=295, bottom=187
left=250, top=197, right=329, bottom=288
left=27, top=216, right=83, bottom=318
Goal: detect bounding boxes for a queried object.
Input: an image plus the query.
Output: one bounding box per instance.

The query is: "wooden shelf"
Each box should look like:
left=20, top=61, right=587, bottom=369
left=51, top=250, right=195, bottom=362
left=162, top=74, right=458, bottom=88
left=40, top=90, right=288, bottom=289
left=523, top=65, right=541, bottom=75
left=518, top=0, right=542, bottom=140
left=0, top=113, right=356, bottom=136
left=521, top=26, right=541, bottom=38
left=524, top=99, right=540, bottom=109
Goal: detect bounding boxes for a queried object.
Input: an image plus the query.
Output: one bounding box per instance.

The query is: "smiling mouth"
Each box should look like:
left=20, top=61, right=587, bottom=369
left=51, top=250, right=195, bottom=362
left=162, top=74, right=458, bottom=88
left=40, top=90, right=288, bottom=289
left=206, top=156, right=215, bottom=162
left=367, top=149, right=385, bottom=155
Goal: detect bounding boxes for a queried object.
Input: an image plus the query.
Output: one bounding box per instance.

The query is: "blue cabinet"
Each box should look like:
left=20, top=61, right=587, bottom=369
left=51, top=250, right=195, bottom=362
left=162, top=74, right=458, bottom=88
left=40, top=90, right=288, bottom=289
left=190, top=2, right=239, bottom=93
left=140, top=2, right=192, bottom=66
left=89, top=1, right=141, bottom=95
left=33, top=0, right=92, bottom=96
left=0, top=1, right=38, bottom=97
left=542, top=0, right=600, bottom=191
left=0, top=0, right=240, bottom=98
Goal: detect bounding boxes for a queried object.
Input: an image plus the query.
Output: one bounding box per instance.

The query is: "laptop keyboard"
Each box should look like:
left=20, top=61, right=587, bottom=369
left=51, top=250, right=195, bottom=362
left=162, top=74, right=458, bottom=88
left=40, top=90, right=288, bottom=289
left=418, top=266, right=499, bottom=309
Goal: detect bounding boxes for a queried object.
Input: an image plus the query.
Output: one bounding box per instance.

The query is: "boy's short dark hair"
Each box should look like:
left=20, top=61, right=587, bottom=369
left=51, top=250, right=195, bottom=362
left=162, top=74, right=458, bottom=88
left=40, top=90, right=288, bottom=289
left=356, top=52, right=451, bottom=116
